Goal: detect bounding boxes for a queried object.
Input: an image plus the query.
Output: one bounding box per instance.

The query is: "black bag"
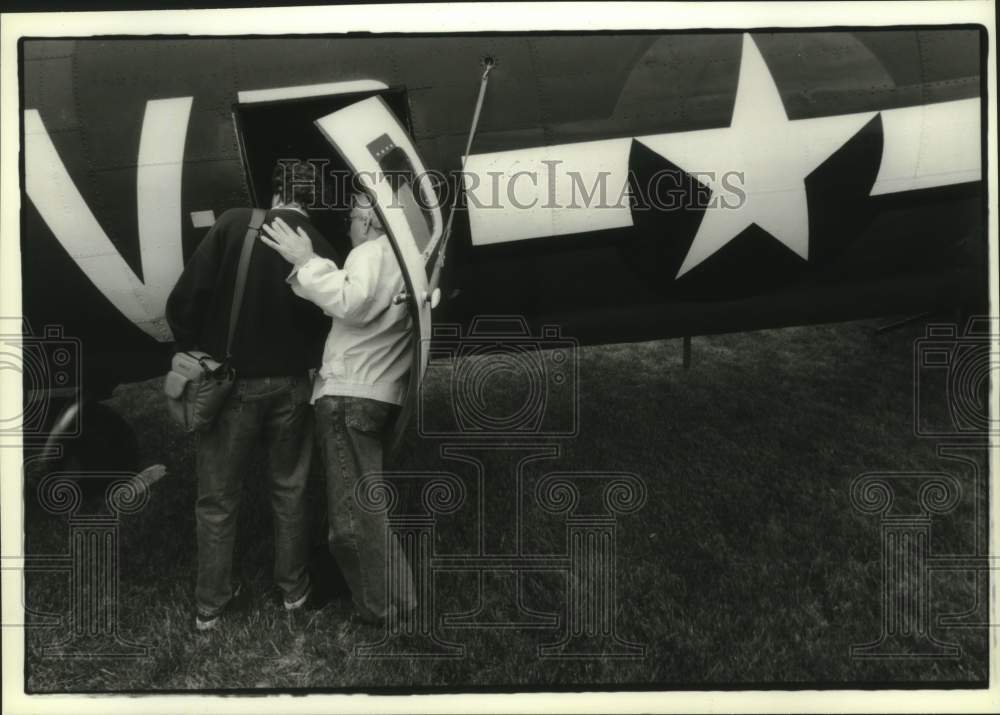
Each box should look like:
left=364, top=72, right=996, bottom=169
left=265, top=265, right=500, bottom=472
left=164, top=209, right=265, bottom=432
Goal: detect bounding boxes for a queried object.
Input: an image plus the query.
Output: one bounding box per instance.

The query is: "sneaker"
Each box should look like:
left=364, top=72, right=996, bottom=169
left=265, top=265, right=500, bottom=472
left=194, top=583, right=245, bottom=632
left=195, top=611, right=220, bottom=632
left=283, top=586, right=311, bottom=612
left=284, top=584, right=330, bottom=613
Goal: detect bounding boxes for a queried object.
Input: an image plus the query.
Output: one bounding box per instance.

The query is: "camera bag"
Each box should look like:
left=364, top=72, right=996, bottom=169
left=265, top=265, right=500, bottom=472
left=164, top=209, right=265, bottom=432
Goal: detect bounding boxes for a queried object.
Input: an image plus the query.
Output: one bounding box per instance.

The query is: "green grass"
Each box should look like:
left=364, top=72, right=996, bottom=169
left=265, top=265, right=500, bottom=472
left=22, top=318, right=989, bottom=691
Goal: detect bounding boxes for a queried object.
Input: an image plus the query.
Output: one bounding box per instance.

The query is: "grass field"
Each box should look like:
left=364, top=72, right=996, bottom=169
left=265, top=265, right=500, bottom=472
left=22, top=317, right=989, bottom=691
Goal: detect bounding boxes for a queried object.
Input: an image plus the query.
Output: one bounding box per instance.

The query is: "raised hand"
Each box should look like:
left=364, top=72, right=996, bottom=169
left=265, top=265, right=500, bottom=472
left=260, top=217, right=316, bottom=268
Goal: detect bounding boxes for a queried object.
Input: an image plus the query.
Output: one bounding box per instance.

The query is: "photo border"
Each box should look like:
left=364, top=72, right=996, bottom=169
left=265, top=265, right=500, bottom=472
left=1, top=2, right=997, bottom=713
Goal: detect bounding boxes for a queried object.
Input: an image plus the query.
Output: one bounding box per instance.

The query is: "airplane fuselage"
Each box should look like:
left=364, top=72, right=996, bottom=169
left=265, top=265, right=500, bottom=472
left=21, top=30, right=986, bottom=394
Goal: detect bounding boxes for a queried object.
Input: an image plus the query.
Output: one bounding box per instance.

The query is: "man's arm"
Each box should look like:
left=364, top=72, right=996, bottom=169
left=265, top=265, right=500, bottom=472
left=261, top=216, right=385, bottom=323
left=165, top=214, right=226, bottom=351
left=288, top=244, right=383, bottom=323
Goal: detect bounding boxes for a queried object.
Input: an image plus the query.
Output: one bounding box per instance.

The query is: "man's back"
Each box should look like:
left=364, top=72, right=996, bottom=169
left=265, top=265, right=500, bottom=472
left=167, top=207, right=339, bottom=377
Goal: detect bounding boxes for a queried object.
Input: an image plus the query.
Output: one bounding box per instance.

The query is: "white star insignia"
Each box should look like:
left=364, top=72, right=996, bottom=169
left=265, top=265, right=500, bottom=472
left=637, top=34, right=877, bottom=278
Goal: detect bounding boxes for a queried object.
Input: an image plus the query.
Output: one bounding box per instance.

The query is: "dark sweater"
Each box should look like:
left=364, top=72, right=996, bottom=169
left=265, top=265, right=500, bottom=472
left=166, top=207, right=340, bottom=378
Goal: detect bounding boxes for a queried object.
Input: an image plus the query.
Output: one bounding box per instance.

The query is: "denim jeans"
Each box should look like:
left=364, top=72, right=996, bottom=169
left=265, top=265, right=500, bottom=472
left=195, top=375, right=313, bottom=617
left=315, top=395, right=415, bottom=621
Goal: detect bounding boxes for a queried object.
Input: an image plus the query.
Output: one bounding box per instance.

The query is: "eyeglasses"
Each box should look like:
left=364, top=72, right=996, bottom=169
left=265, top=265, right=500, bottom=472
left=344, top=209, right=385, bottom=232
left=352, top=194, right=375, bottom=210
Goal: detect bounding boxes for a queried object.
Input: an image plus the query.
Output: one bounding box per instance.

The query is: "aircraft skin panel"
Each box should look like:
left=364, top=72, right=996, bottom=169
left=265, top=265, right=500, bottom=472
left=549, top=269, right=968, bottom=347
left=25, top=97, right=192, bottom=343
left=135, top=97, right=192, bottom=325
left=22, top=57, right=78, bottom=133
left=17, top=30, right=986, bottom=394
left=872, top=97, right=981, bottom=195
left=25, top=111, right=163, bottom=340
left=38, top=32, right=978, bottom=172
left=237, top=79, right=389, bottom=104
left=20, top=201, right=173, bottom=388
left=189, top=210, right=216, bottom=228
left=23, top=39, right=76, bottom=61
left=464, top=137, right=634, bottom=245
left=463, top=35, right=980, bottom=249
left=230, top=38, right=398, bottom=101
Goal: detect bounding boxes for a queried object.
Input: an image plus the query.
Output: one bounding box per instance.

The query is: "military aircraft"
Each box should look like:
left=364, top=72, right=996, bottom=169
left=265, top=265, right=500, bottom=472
left=19, top=29, right=986, bottom=464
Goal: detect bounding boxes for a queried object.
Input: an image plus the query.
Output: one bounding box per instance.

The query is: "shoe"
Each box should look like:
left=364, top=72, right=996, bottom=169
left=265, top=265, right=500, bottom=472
left=195, top=612, right=219, bottom=632
left=284, top=587, right=310, bottom=611
left=284, top=584, right=330, bottom=613
left=194, top=583, right=246, bottom=632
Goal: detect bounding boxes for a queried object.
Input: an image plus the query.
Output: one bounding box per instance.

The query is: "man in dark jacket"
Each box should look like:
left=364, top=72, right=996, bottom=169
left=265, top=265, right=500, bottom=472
left=166, top=160, right=338, bottom=631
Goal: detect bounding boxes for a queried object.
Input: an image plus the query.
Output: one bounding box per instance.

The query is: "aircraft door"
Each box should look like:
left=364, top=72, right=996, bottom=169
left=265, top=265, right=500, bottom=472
left=313, top=96, right=443, bottom=451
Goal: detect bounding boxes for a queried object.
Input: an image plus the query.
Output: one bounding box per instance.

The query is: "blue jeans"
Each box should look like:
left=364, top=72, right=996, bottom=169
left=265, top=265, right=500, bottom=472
left=195, top=375, right=313, bottom=617
left=315, top=395, right=415, bottom=621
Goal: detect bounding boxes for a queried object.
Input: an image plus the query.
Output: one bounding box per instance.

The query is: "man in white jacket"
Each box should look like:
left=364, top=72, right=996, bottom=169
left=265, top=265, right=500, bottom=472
left=260, top=193, right=415, bottom=624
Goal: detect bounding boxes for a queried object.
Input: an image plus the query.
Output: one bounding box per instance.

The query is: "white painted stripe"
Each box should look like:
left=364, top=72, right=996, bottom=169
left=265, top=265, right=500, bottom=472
left=25, top=99, right=192, bottom=342
left=137, top=97, right=191, bottom=333
left=237, top=79, right=388, bottom=104
left=870, top=97, right=981, bottom=196
left=190, top=209, right=216, bottom=228
left=464, top=138, right=632, bottom=246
